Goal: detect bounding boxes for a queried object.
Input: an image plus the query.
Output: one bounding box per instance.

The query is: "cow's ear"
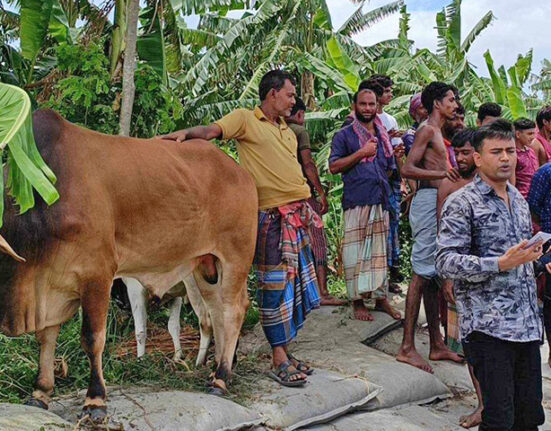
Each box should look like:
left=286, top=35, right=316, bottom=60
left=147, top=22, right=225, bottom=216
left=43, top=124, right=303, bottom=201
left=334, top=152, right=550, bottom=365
left=0, top=235, right=26, bottom=263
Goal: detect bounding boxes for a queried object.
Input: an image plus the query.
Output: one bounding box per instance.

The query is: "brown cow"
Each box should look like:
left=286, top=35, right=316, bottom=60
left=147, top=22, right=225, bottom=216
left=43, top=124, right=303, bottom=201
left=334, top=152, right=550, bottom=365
left=0, top=109, right=258, bottom=421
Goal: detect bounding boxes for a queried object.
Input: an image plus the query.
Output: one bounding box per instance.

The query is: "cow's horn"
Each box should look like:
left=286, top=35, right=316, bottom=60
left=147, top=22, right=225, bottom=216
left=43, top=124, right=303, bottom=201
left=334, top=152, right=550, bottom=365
left=0, top=234, right=26, bottom=262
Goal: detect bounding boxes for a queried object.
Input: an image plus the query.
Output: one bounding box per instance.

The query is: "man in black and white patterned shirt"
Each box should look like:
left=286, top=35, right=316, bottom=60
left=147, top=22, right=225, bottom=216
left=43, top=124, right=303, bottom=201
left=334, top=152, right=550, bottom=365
left=437, top=119, right=550, bottom=431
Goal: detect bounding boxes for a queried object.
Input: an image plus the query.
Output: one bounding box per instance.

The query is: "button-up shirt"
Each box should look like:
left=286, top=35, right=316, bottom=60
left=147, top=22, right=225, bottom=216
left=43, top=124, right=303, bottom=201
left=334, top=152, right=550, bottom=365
left=528, top=162, right=551, bottom=234
left=329, top=123, right=395, bottom=211
left=436, top=175, right=542, bottom=343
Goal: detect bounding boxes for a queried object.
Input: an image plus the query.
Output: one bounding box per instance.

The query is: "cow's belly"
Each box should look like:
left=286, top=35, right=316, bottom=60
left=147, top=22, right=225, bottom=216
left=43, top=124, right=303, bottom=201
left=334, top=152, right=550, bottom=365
left=116, top=259, right=196, bottom=299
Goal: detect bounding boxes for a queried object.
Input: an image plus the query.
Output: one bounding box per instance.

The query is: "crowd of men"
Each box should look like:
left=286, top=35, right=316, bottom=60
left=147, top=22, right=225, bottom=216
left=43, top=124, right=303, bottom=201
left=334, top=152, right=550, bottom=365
left=163, top=70, right=551, bottom=430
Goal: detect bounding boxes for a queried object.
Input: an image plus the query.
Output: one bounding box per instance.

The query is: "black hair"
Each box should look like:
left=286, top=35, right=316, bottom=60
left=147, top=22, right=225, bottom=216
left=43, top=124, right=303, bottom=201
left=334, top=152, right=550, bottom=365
left=455, top=103, right=465, bottom=116
left=471, top=119, right=514, bottom=152
left=258, top=70, right=296, bottom=101
left=421, top=82, right=454, bottom=115
left=357, top=79, right=384, bottom=98
left=536, top=106, right=551, bottom=130
left=451, top=128, right=475, bottom=148
left=513, top=117, right=536, bottom=131
left=477, top=102, right=502, bottom=122
left=367, top=74, right=393, bottom=88
left=290, top=97, right=306, bottom=116
left=353, top=88, right=378, bottom=104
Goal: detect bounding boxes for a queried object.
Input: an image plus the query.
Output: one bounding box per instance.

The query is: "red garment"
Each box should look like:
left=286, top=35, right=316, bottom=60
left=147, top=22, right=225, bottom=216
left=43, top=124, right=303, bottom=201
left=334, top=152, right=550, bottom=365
left=536, top=132, right=551, bottom=162
left=444, top=139, right=455, bottom=169
left=515, top=145, right=539, bottom=198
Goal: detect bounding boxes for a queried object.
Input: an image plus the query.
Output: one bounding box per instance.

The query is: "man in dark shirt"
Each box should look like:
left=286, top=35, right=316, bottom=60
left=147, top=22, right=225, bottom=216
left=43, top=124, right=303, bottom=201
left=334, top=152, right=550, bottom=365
left=329, top=88, right=401, bottom=321
left=286, top=98, right=345, bottom=306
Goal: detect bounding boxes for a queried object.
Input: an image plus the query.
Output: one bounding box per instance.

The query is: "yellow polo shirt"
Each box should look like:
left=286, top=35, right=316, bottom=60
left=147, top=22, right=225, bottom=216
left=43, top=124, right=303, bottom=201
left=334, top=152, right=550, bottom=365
left=215, top=107, right=311, bottom=209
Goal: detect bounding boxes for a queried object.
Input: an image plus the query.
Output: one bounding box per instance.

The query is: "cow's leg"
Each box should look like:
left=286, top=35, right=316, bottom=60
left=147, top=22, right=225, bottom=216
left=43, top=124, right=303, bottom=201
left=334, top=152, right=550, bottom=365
left=193, top=270, right=225, bottom=367
left=124, top=277, right=148, bottom=358
left=211, top=266, right=249, bottom=395
left=80, top=280, right=111, bottom=422
left=168, top=296, right=183, bottom=361
left=184, top=275, right=213, bottom=366
left=26, top=325, right=61, bottom=409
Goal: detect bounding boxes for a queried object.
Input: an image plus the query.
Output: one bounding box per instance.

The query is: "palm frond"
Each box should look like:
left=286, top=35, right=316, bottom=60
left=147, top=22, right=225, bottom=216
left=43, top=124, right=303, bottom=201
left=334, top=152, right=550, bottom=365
left=460, top=10, right=493, bottom=54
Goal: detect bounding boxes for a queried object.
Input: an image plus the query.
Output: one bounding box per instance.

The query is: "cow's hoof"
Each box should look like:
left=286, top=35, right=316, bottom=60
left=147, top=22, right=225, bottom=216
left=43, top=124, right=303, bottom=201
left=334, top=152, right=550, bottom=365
left=25, top=397, right=48, bottom=410
left=208, top=386, right=226, bottom=396
left=80, top=405, right=107, bottom=423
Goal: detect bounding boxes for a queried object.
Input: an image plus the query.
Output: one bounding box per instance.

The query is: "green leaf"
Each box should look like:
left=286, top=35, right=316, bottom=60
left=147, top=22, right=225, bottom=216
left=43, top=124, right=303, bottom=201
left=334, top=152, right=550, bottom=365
left=337, top=0, right=404, bottom=37
left=49, top=0, right=71, bottom=44
left=507, top=86, right=527, bottom=119
left=0, top=83, right=59, bottom=223
left=20, top=0, right=53, bottom=61
left=326, top=36, right=360, bottom=91
left=483, top=50, right=506, bottom=104
left=514, top=50, right=532, bottom=87
left=313, top=8, right=332, bottom=31
left=460, top=10, right=493, bottom=54
left=137, top=6, right=167, bottom=85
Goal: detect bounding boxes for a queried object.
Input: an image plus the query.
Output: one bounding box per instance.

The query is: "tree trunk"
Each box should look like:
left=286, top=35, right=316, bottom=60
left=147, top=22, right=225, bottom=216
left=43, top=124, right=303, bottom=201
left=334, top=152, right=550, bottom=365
left=301, top=70, right=316, bottom=110
left=110, top=0, right=127, bottom=77
left=118, top=0, right=139, bottom=136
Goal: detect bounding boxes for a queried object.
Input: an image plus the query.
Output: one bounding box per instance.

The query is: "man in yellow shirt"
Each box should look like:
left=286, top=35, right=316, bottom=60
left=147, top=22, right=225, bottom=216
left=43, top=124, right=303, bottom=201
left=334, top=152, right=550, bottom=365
left=162, top=70, right=320, bottom=387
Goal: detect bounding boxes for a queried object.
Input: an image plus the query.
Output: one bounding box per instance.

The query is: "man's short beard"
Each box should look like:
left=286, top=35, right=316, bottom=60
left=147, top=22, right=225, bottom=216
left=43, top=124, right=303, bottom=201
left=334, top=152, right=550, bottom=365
left=459, top=165, right=476, bottom=178
left=356, top=112, right=375, bottom=123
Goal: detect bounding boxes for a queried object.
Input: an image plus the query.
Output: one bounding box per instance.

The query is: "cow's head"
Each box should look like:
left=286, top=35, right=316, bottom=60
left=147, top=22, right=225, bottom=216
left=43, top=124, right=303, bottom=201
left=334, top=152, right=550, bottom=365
left=0, top=234, right=25, bottom=263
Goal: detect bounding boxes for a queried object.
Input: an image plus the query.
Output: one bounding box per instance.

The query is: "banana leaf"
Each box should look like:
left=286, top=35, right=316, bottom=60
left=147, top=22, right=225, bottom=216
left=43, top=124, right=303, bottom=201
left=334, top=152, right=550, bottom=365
left=0, top=83, right=59, bottom=227
left=20, top=0, right=53, bottom=62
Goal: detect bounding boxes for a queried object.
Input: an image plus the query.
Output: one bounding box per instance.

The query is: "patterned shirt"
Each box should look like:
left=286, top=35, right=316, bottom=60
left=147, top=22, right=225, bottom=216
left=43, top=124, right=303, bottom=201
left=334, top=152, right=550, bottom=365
left=436, top=175, right=542, bottom=343
left=528, top=162, right=551, bottom=234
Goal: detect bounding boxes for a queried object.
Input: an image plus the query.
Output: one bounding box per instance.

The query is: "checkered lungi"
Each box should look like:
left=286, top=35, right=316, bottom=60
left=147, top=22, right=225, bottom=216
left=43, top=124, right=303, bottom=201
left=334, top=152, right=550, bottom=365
left=342, top=204, right=389, bottom=301
left=447, top=303, right=464, bottom=356
left=254, top=200, right=321, bottom=347
left=307, top=197, right=328, bottom=267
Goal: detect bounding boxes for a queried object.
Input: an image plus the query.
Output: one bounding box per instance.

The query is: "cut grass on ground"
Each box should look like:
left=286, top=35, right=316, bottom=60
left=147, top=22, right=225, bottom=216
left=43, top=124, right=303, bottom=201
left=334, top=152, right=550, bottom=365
left=0, top=304, right=264, bottom=406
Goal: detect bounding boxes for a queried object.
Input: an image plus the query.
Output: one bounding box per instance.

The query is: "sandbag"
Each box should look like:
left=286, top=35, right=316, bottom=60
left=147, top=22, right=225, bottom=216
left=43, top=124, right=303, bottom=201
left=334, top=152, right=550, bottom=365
left=306, top=404, right=465, bottom=431
left=50, top=388, right=264, bottom=431
left=249, top=369, right=381, bottom=430
left=0, top=403, right=72, bottom=431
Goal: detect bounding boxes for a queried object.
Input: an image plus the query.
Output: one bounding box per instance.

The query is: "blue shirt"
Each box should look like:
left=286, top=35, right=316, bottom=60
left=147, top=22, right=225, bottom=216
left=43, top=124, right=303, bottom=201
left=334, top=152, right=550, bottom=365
left=436, top=175, right=542, bottom=343
left=329, top=124, right=395, bottom=211
left=402, top=122, right=418, bottom=156
left=527, top=162, right=551, bottom=234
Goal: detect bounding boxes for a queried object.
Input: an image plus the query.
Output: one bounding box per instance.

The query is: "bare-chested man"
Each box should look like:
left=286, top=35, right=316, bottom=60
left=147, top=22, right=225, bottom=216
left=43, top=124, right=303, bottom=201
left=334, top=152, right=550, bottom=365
left=437, top=129, right=483, bottom=429
left=397, top=82, right=463, bottom=373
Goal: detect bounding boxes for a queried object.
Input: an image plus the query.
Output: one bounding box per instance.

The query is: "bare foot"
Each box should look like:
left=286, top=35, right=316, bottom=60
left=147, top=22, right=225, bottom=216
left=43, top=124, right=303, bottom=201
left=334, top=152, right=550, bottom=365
left=396, top=348, right=434, bottom=373
left=352, top=300, right=374, bottom=321
left=429, top=345, right=464, bottom=364
left=320, top=295, right=348, bottom=306
left=459, top=406, right=483, bottom=428
left=375, top=298, right=402, bottom=320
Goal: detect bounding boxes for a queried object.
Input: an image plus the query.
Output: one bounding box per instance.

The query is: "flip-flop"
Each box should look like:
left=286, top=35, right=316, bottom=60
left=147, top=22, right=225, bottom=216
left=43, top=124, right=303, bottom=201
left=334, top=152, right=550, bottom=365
left=267, top=360, right=307, bottom=387
left=287, top=352, right=314, bottom=375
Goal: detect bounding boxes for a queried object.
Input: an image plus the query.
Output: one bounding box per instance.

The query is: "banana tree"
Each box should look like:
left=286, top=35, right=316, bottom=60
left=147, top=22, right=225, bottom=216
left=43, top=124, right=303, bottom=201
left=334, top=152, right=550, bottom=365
left=484, top=49, right=541, bottom=120
left=0, top=83, right=59, bottom=224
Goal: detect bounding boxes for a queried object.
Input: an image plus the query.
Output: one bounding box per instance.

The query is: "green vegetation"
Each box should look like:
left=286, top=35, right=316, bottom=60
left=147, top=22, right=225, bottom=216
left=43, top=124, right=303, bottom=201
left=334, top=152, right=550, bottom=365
left=0, top=0, right=549, bottom=404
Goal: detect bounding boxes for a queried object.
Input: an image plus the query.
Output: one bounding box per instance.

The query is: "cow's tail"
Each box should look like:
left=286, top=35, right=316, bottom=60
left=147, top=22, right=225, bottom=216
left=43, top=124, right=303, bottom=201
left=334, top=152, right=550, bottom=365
left=0, top=234, right=26, bottom=262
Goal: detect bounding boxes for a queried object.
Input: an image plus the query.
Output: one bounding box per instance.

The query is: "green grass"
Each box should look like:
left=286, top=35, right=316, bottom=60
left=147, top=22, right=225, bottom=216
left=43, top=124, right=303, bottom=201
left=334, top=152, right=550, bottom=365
left=0, top=303, right=264, bottom=406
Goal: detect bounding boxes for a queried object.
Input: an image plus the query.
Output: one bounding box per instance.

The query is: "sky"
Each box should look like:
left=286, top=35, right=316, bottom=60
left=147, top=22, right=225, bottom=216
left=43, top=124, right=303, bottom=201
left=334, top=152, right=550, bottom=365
left=326, top=0, right=551, bottom=79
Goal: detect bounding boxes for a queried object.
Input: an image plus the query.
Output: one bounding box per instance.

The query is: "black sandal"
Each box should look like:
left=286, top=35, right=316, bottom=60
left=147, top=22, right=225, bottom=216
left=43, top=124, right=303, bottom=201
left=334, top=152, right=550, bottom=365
left=287, top=353, right=314, bottom=375
left=267, top=360, right=307, bottom=387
